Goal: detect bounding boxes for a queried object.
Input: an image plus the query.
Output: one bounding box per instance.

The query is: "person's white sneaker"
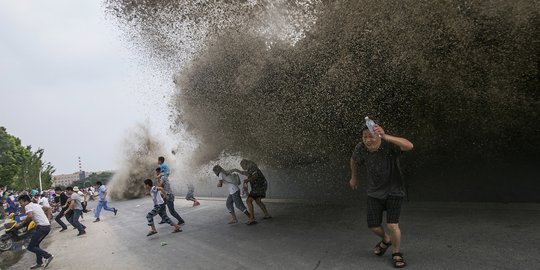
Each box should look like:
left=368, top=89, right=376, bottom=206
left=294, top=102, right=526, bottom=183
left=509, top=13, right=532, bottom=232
left=44, top=255, right=54, bottom=268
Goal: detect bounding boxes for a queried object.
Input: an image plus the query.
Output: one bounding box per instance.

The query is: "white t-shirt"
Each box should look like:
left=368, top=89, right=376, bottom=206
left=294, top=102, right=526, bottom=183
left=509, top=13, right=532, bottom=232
left=38, top=197, right=50, bottom=207
left=150, top=186, right=165, bottom=205
left=25, top=202, right=50, bottom=226
left=77, top=191, right=87, bottom=202
left=218, top=172, right=239, bottom=195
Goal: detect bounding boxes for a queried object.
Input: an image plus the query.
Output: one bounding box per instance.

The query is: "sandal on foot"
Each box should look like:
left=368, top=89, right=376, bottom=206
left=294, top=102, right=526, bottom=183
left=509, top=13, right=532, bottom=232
left=263, top=216, right=272, bottom=219
left=392, top=252, right=407, bottom=268
left=146, top=231, right=158, bottom=237
left=172, top=228, right=182, bottom=233
left=246, top=220, right=258, bottom=226
left=374, top=240, right=392, bottom=256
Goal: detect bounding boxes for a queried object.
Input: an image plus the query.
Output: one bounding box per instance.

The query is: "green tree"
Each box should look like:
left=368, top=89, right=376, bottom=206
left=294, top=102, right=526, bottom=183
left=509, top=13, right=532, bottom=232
left=0, top=127, right=30, bottom=187
left=73, top=171, right=114, bottom=188
left=0, top=127, right=55, bottom=190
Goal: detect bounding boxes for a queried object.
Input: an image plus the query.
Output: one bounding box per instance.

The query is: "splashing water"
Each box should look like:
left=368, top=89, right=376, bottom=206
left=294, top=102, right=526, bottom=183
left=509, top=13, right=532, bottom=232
left=108, top=124, right=167, bottom=199
left=105, top=0, right=540, bottom=201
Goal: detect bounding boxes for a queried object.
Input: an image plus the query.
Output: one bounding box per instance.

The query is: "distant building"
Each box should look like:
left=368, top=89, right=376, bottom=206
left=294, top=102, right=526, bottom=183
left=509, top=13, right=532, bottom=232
left=52, top=171, right=94, bottom=187
left=51, top=170, right=115, bottom=187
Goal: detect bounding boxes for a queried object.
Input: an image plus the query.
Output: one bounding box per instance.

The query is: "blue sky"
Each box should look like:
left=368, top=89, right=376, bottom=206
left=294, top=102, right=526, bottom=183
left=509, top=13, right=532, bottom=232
left=0, top=1, right=170, bottom=174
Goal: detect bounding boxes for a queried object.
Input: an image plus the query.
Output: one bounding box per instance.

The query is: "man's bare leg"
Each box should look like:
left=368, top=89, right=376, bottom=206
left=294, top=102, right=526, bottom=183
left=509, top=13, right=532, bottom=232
left=370, top=226, right=392, bottom=255
left=386, top=223, right=401, bottom=253
left=246, top=197, right=256, bottom=223
left=387, top=223, right=405, bottom=267
left=370, top=226, right=391, bottom=242
left=147, top=224, right=157, bottom=236
left=229, top=212, right=238, bottom=224
left=255, top=198, right=270, bottom=218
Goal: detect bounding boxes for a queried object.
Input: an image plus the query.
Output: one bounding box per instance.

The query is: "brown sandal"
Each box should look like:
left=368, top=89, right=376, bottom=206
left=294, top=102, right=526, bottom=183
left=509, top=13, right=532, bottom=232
left=374, top=240, right=392, bottom=256
left=392, top=252, right=406, bottom=268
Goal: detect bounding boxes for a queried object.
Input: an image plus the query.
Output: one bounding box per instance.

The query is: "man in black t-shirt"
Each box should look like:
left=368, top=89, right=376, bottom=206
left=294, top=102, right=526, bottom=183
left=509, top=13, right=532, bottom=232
left=349, top=123, right=413, bottom=268
left=53, top=187, right=70, bottom=232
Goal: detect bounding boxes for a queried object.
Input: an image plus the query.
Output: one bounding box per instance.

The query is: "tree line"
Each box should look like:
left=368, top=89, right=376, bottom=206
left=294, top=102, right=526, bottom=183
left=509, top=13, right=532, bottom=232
left=0, top=126, right=55, bottom=191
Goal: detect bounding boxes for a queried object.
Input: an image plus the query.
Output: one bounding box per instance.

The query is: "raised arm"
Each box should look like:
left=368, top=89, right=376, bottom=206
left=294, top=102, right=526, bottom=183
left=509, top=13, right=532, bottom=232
left=228, top=169, right=249, bottom=176
left=374, top=125, right=414, bottom=151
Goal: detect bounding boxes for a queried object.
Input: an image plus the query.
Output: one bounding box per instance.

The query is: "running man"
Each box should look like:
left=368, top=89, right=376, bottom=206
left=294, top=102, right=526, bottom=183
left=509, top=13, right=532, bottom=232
left=157, top=156, right=185, bottom=225
left=144, top=179, right=182, bottom=236
left=185, top=183, right=200, bottom=207
left=16, top=194, right=54, bottom=269
left=94, top=181, right=117, bottom=222
left=213, top=165, right=255, bottom=225
left=349, top=122, right=413, bottom=268
left=53, top=187, right=70, bottom=232
left=66, top=186, right=86, bottom=236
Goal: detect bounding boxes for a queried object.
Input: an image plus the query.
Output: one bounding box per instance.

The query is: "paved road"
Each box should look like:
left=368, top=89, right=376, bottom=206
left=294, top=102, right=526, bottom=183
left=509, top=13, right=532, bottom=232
left=4, top=198, right=540, bottom=269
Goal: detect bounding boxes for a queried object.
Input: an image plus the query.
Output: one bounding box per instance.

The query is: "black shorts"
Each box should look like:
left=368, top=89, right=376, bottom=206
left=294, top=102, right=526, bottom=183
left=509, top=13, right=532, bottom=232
left=248, top=192, right=266, bottom=200
left=366, top=195, right=403, bottom=228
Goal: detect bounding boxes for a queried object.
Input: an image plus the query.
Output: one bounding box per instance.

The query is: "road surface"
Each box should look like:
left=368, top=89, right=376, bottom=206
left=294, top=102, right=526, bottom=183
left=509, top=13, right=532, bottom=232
left=3, top=197, right=540, bottom=269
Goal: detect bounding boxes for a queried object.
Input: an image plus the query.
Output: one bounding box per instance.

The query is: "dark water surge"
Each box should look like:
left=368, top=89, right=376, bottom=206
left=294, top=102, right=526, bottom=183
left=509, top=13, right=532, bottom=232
left=108, top=125, right=166, bottom=200
left=105, top=0, right=540, bottom=202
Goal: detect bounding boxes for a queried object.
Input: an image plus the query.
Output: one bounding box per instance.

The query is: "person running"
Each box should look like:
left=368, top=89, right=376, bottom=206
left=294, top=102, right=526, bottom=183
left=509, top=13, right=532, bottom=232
left=15, top=194, right=54, bottom=269
left=155, top=160, right=185, bottom=225
left=213, top=165, right=255, bottom=225
left=38, top=193, right=50, bottom=207
left=349, top=122, right=413, bottom=268
left=38, top=193, right=53, bottom=221
left=144, top=179, right=182, bottom=236
left=53, top=187, right=70, bottom=232
left=89, top=185, right=96, bottom=201
left=232, top=159, right=272, bottom=220
left=65, top=186, right=86, bottom=236
left=94, top=181, right=117, bottom=222
left=79, top=189, right=89, bottom=214
left=185, top=183, right=200, bottom=207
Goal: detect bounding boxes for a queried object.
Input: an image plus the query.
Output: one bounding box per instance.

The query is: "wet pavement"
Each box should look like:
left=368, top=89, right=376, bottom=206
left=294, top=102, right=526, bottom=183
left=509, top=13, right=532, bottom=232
left=3, top=197, right=540, bottom=269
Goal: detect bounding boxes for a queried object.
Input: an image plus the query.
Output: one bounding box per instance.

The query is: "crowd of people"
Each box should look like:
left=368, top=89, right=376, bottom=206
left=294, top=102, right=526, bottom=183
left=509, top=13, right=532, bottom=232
left=142, top=156, right=270, bottom=235
left=2, top=122, right=413, bottom=269
left=0, top=182, right=117, bottom=268
left=0, top=186, right=97, bottom=220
